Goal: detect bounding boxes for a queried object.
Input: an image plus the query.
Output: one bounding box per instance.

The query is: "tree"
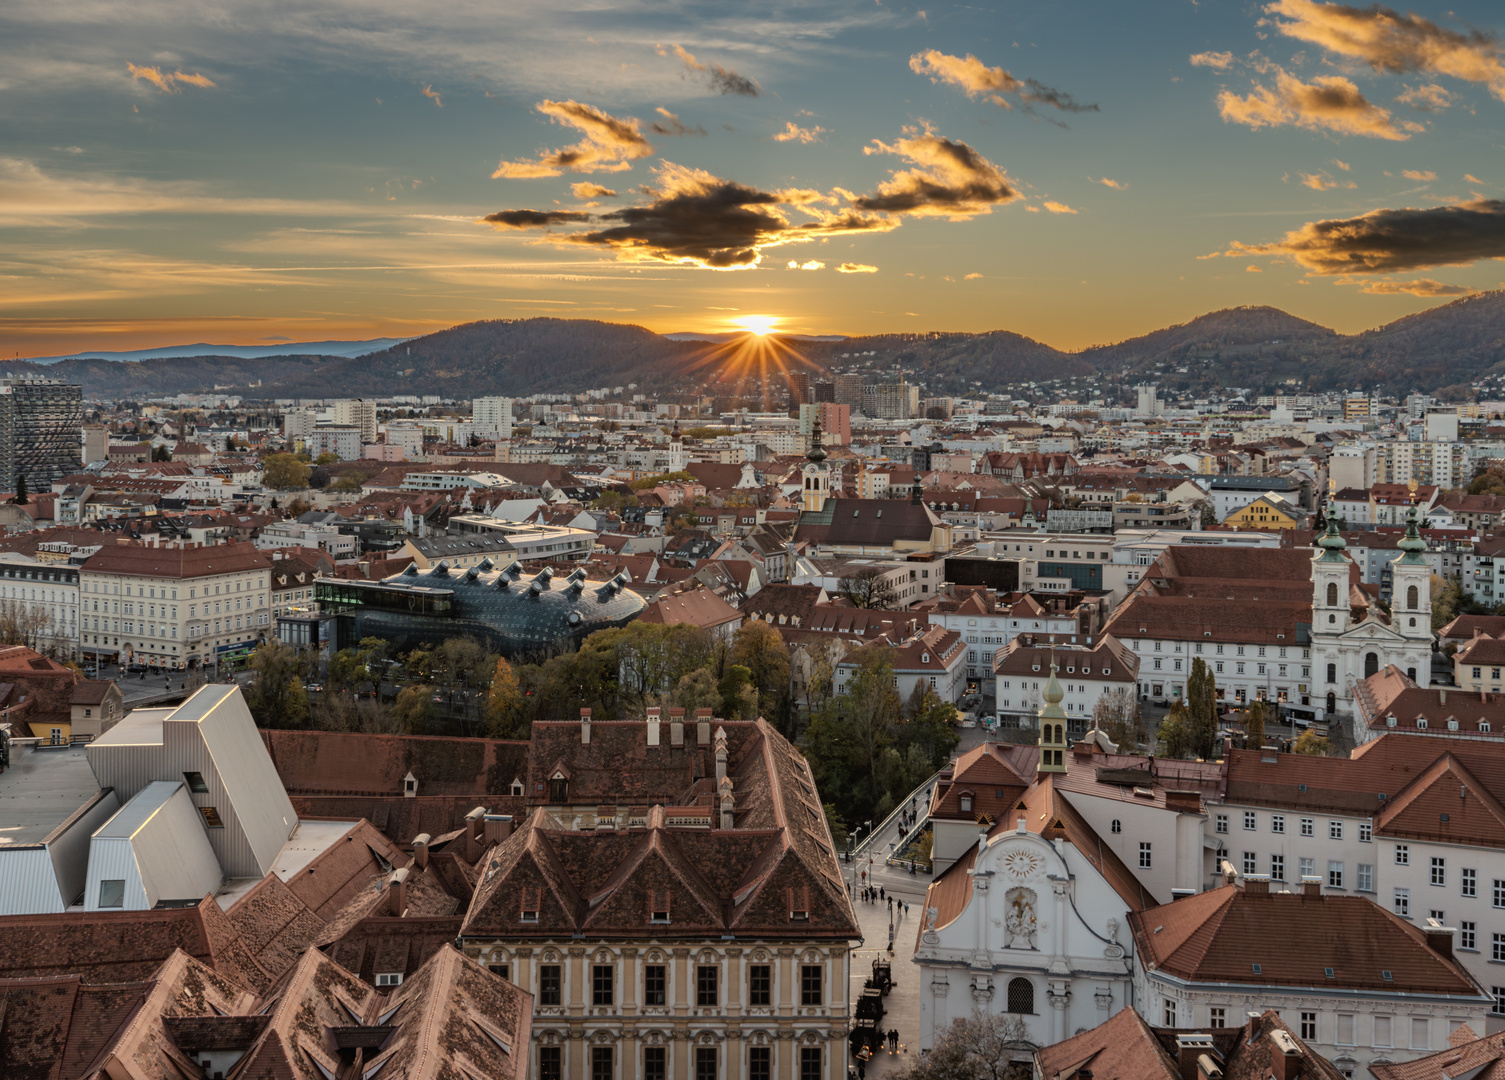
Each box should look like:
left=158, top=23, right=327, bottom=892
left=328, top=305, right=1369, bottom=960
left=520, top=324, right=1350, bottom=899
left=718, top=664, right=758, bottom=721
left=1157, top=702, right=1195, bottom=759
left=1245, top=699, right=1267, bottom=749
left=839, top=565, right=899, bottom=609
left=1294, top=729, right=1331, bottom=755
left=11, top=474, right=27, bottom=506
left=262, top=453, right=312, bottom=490
left=1433, top=574, right=1462, bottom=632
left=151, top=445, right=172, bottom=462
left=486, top=657, right=525, bottom=737
left=244, top=642, right=311, bottom=729
left=1195, top=499, right=1217, bottom=529
left=672, top=667, right=721, bottom=714
left=1185, top=657, right=1218, bottom=759
left=391, top=685, right=437, bottom=734
left=1091, top=687, right=1144, bottom=751
left=731, top=620, right=790, bottom=720
left=901, top=685, right=961, bottom=768
left=822, top=803, right=849, bottom=850
left=308, top=466, right=330, bottom=489
left=315, top=452, right=340, bottom=465
left=898, top=1010, right=1034, bottom=1080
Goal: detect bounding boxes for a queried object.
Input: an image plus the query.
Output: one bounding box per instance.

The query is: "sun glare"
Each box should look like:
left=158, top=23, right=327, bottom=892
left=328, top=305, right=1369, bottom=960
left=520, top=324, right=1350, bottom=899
left=734, top=315, right=780, bottom=337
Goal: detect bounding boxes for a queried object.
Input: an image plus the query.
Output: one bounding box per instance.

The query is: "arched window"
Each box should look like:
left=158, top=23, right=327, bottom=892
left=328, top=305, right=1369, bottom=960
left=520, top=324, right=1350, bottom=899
left=1111, top=819, right=1121, bottom=833
left=1326, top=582, right=1338, bottom=607
left=1406, top=585, right=1418, bottom=610
left=1407, top=667, right=1416, bottom=680
left=1326, top=663, right=1336, bottom=684
left=1364, top=652, right=1379, bottom=678
left=1326, top=691, right=1336, bottom=713
left=1007, top=977, right=1034, bottom=1014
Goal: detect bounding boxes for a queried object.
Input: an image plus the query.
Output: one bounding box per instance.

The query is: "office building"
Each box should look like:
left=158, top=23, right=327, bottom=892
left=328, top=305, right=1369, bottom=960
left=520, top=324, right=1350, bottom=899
left=0, top=377, right=83, bottom=490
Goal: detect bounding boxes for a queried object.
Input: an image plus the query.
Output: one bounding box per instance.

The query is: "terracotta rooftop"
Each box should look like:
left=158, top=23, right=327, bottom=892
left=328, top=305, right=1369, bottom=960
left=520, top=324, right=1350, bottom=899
left=1369, top=1025, right=1505, bottom=1080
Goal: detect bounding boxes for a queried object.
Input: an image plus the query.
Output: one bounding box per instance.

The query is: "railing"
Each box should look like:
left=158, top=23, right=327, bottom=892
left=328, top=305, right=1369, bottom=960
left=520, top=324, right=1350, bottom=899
left=850, top=767, right=946, bottom=862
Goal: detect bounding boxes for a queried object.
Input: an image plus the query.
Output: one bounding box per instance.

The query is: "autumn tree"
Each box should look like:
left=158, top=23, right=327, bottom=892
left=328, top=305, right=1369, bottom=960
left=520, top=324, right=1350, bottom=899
left=1295, top=729, right=1331, bottom=756
left=262, top=452, right=312, bottom=490
left=1091, top=686, right=1144, bottom=751
left=1157, top=702, right=1195, bottom=759
left=245, top=641, right=311, bottom=729
left=391, top=685, right=438, bottom=734
left=486, top=657, right=525, bottom=737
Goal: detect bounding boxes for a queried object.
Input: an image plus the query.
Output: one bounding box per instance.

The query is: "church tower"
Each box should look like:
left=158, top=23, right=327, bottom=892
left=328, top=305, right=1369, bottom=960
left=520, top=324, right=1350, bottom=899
left=1311, top=516, right=1352, bottom=635
left=1036, top=655, right=1068, bottom=775
left=667, top=419, right=687, bottom=473
left=1392, top=498, right=1433, bottom=647
left=802, top=414, right=830, bottom=513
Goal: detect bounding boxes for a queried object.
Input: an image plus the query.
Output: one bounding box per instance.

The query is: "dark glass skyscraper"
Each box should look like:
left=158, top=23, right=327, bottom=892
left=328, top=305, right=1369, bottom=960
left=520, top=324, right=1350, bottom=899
left=0, top=378, right=83, bottom=491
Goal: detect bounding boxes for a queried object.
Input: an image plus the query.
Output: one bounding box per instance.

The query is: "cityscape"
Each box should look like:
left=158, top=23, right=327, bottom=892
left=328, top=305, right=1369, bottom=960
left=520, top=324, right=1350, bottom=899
left=8, top=0, right=1505, bottom=1078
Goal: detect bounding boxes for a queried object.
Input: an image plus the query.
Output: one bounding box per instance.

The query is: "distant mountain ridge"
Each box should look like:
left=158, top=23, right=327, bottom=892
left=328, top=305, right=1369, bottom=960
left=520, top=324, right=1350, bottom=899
left=10, top=293, right=1505, bottom=400
left=19, top=337, right=410, bottom=364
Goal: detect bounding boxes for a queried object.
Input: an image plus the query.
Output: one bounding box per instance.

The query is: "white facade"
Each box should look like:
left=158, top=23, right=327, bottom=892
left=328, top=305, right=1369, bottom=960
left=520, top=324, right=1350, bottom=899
left=331, top=399, right=378, bottom=443
left=83, top=780, right=222, bottom=911
left=302, top=425, right=362, bottom=461
left=0, top=554, right=80, bottom=658
left=914, top=823, right=1136, bottom=1054
left=472, top=396, right=514, bottom=440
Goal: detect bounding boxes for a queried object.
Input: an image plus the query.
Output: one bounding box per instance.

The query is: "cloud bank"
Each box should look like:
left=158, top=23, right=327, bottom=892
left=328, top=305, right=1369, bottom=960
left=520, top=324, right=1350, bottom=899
left=855, top=130, right=1020, bottom=218
left=1217, top=69, right=1417, bottom=139
left=1228, top=198, right=1505, bottom=273
left=1359, top=278, right=1473, bottom=295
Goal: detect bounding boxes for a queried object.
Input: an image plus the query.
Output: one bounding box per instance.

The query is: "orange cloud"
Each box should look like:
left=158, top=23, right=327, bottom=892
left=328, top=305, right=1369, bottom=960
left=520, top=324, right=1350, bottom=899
left=787, top=259, right=825, bottom=270
left=1093, top=176, right=1128, bottom=190
left=1402, top=169, right=1437, bottom=181
left=908, top=50, right=1096, bottom=115
left=1266, top=0, right=1505, bottom=102
left=492, top=100, right=654, bottom=179
left=836, top=262, right=879, bottom=273
left=571, top=183, right=618, bottom=199
left=127, top=63, right=216, bottom=93
left=1395, top=83, right=1454, bottom=111
left=773, top=121, right=828, bottom=144
left=421, top=85, right=443, bottom=107
left=1190, top=51, right=1235, bottom=69
left=1300, top=170, right=1356, bottom=189
left=1217, top=69, right=1418, bottom=139
left=857, top=129, right=1020, bottom=218
left=1044, top=200, right=1078, bottom=214
left=649, top=108, right=706, bottom=137
left=1358, top=278, right=1473, bottom=295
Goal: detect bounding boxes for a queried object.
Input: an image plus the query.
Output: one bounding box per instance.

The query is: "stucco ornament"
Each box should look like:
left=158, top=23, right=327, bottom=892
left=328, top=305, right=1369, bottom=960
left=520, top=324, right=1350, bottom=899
left=1003, top=886, right=1038, bottom=948
left=1000, top=848, right=1042, bottom=881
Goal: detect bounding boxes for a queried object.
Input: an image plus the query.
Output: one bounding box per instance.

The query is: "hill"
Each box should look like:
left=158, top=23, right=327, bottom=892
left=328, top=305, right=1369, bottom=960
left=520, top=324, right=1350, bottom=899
left=18, top=293, right=1505, bottom=400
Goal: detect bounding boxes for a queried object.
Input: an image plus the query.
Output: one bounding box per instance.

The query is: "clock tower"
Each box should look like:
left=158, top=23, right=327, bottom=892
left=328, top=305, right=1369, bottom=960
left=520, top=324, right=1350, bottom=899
left=801, top=414, right=830, bottom=514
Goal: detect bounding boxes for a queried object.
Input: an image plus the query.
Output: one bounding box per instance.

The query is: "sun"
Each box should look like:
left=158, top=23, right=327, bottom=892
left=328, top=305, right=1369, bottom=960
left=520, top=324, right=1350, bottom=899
left=733, top=315, right=780, bottom=337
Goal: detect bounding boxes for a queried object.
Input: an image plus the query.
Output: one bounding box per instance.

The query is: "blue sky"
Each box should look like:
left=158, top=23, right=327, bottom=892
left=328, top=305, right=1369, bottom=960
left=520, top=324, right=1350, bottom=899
left=3, top=0, right=1505, bottom=357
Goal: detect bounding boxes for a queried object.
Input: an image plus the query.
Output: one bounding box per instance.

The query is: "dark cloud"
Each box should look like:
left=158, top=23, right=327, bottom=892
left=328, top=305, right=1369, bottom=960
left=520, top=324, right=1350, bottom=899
left=649, top=107, right=707, bottom=137
left=1228, top=198, right=1505, bottom=273
left=482, top=209, right=591, bottom=228
left=854, top=131, right=1020, bottom=217
left=659, top=44, right=761, bottom=97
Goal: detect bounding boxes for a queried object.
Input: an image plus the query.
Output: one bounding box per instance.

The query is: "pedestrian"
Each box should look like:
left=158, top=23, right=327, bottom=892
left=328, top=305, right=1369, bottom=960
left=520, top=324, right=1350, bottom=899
left=879, top=886, right=885, bottom=901
left=905, top=901, right=910, bottom=915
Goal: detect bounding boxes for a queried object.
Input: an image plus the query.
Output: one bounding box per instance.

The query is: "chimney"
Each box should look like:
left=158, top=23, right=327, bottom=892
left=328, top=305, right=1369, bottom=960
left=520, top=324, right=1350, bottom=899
left=720, top=776, right=735, bottom=830
left=580, top=707, right=591, bottom=744
left=647, top=706, right=661, bottom=747
left=412, top=833, right=431, bottom=871
left=1246, top=1012, right=1262, bottom=1046
left=484, top=814, right=513, bottom=846
left=695, top=707, right=712, bottom=744
left=1440, top=688, right=1447, bottom=704
left=1301, top=876, right=1322, bottom=898
left=1175, top=1035, right=1216, bottom=1080
left=1243, top=875, right=1270, bottom=895
left=714, top=726, right=728, bottom=785
left=464, top=806, right=487, bottom=863
left=670, top=707, right=685, bottom=746
left=1268, top=1029, right=1301, bottom=1080
left=389, top=867, right=409, bottom=916
left=1424, top=917, right=1455, bottom=960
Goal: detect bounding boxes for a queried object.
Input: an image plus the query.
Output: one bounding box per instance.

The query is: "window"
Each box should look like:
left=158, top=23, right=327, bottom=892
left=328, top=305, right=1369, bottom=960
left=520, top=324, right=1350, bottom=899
left=1210, top=1007, right=1226, bottom=1027
left=645, top=1048, right=667, bottom=1080
left=800, top=1048, right=822, bottom=1080
left=199, top=806, right=224, bottom=829
left=1495, top=989, right=1505, bottom=1016
left=183, top=771, right=209, bottom=793
left=1357, top=864, right=1374, bottom=892
left=593, top=964, right=614, bottom=1006
left=1496, top=879, right=1505, bottom=908
left=1300, top=857, right=1315, bottom=880
left=801, top=965, right=823, bottom=1006
left=1300, top=817, right=1314, bottom=837
left=1395, top=888, right=1410, bottom=917
left=1244, top=811, right=1257, bottom=831
left=1330, top=821, right=1343, bottom=840
left=1413, top=1018, right=1430, bottom=1051
left=1463, top=922, right=1478, bottom=950
left=644, top=965, right=666, bottom=1006
left=1243, top=852, right=1257, bottom=876
left=98, top=879, right=125, bottom=908
left=1431, top=857, right=1446, bottom=887
left=749, top=964, right=771, bottom=1006
left=1337, top=1013, right=1355, bottom=1046
left=1464, top=869, right=1478, bottom=897
left=696, top=965, right=718, bottom=1007
left=1301, top=1012, right=1317, bottom=1040
left=540, top=1047, right=562, bottom=1080
left=487, top=963, right=510, bottom=980
left=1375, top=1015, right=1393, bottom=1047
left=1396, top=844, right=1410, bottom=866
left=1271, top=815, right=1285, bottom=834
left=1111, top=819, right=1121, bottom=834
left=375, top=972, right=402, bottom=987
left=593, top=1047, right=614, bottom=1080
left=695, top=1047, right=717, bottom=1080
left=1163, top=998, right=1177, bottom=1026
left=1359, top=822, right=1372, bottom=843
left=1327, top=860, right=1344, bottom=889
left=1215, top=813, right=1228, bottom=834
left=959, top=795, right=972, bottom=813
left=1139, top=842, right=1152, bottom=868
left=1270, top=854, right=1285, bottom=881
left=749, top=1048, right=770, bottom=1080
left=540, top=965, right=561, bottom=1006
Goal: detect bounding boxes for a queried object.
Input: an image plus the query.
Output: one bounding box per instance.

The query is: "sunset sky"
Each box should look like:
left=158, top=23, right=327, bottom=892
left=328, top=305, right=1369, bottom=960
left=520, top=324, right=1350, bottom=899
left=5, top=0, right=1505, bottom=358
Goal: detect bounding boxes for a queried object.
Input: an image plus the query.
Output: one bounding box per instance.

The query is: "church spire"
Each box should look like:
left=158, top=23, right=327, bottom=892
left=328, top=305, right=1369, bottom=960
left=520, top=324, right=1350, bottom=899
left=1037, top=647, right=1068, bottom=775
left=807, top=413, right=827, bottom=463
